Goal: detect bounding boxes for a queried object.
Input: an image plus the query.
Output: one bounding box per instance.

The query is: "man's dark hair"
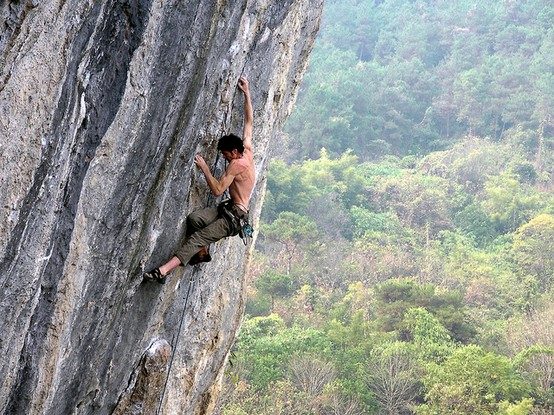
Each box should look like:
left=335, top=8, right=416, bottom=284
left=218, top=133, right=244, bottom=153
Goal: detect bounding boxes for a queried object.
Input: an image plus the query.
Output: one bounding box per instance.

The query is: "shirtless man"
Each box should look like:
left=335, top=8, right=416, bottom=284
left=144, top=76, right=255, bottom=284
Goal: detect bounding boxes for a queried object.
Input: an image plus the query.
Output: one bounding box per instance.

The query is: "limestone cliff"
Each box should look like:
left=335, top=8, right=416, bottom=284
left=0, top=1, right=322, bottom=414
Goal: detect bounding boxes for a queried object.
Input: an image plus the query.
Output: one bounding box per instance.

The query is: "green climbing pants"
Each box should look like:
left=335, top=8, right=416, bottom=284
left=174, top=203, right=246, bottom=265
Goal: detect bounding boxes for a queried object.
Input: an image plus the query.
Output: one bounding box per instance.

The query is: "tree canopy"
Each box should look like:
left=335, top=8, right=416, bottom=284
left=222, top=1, right=553, bottom=414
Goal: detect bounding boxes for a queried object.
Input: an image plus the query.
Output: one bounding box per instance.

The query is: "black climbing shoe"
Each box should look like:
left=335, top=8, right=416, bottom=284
left=143, top=268, right=166, bottom=284
left=188, top=246, right=212, bottom=266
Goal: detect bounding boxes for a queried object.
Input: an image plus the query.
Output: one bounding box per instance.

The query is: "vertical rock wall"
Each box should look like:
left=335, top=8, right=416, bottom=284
left=0, top=0, right=323, bottom=413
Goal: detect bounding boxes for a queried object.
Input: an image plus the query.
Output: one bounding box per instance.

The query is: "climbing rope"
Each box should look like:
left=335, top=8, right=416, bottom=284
left=156, top=272, right=195, bottom=415
left=154, top=88, right=245, bottom=413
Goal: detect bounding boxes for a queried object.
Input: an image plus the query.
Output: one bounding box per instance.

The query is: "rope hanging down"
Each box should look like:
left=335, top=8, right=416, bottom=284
left=155, top=124, right=242, bottom=413
left=156, top=273, right=195, bottom=415
left=156, top=154, right=219, bottom=414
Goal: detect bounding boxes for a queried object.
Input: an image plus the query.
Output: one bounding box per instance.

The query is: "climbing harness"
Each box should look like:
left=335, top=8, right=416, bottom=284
left=217, top=199, right=254, bottom=245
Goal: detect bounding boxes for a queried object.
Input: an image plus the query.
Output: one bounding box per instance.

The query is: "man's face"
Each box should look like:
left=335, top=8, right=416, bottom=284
left=221, top=150, right=237, bottom=161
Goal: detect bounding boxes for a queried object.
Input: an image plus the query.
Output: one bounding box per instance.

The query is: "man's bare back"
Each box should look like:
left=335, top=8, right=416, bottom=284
left=228, top=148, right=255, bottom=210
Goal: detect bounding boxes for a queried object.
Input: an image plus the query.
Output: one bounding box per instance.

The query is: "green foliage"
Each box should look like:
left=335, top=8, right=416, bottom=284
left=223, top=379, right=314, bottom=415
left=285, top=0, right=554, bottom=160
left=482, top=172, right=546, bottom=233
left=405, top=308, right=452, bottom=346
left=454, top=200, right=499, bottom=245
left=513, top=344, right=554, bottom=369
left=419, top=345, right=532, bottom=415
left=234, top=316, right=332, bottom=390
left=497, top=398, right=534, bottom=415
left=222, top=405, right=249, bottom=415
left=512, top=213, right=554, bottom=289
left=233, top=140, right=550, bottom=412
left=374, top=279, right=476, bottom=343
left=255, top=270, right=294, bottom=306
left=245, top=294, right=272, bottom=317
left=329, top=282, right=372, bottom=323
left=404, top=307, right=455, bottom=362
left=239, top=314, right=286, bottom=340
left=262, top=211, right=318, bottom=241
left=223, top=1, right=553, bottom=413
left=420, top=138, right=510, bottom=191
left=350, top=206, right=404, bottom=239
left=369, top=172, right=453, bottom=236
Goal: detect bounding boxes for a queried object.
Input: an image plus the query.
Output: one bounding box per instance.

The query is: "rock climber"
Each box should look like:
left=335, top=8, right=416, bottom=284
left=143, top=76, right=255, bottom=284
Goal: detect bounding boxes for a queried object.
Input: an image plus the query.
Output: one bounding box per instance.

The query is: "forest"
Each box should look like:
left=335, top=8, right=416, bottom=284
left=221, top=1, right=553, bottom=414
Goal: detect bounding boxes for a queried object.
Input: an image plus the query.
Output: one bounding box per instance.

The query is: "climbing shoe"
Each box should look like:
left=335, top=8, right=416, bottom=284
left=188, top=246, right=212, bottom=266
left=143, top=268, right=166, bottom=284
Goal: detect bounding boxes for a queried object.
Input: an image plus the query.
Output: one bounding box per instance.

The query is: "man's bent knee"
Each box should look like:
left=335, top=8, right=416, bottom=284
left=186, top=212, right=205, bottom=234
left=187, top=211, right=201, bottom=225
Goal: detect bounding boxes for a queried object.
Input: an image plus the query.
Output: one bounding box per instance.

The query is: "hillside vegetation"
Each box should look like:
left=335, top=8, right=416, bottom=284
left=222, top=1, right=553, bottom=414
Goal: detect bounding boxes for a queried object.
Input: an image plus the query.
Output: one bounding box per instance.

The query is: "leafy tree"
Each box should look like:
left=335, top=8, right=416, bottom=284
left=404, top=307, right=455, bottom=363
left=497, top=398, right=534, bottom=415
left=350, top=206, right=404, bottom=239
left=512, top=213, right=554, bottom=290
left=239, top=314, right=286, bottom=341
left=329, top=282, right=373, bottom=324
left=370, top=173, right=453, bottom=236
left=418, top=345, right=532, bottom=415
left=481, top=172, right=546, bottom=233
left=245, top=294, right=272, bottom=317
left=453, top=200, right=498, bottom=245
left=234, top=315, right=332, bottom=390
left=285, top=0, right=554, bottom=161
left=374, top=279, right=475, bottom=343
left=255, top=270, right=295, bottom=311
left=222, top=2, right=554, bottom=413
left=261, top=211, right=319, bottom=274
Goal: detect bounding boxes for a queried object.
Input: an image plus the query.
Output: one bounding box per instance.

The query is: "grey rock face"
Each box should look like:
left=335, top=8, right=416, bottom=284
left=0, top=0, right=322, bottom=414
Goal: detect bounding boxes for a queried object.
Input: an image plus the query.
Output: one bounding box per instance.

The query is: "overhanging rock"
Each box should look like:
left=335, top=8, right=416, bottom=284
left=0, top=0, right=323, bottom=413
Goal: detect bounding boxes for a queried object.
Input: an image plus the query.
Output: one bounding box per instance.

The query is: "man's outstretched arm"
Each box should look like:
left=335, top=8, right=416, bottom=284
left=238, top=76, right=253, bottom=151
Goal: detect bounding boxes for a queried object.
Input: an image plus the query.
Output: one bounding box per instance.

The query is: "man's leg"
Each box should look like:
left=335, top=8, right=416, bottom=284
left=159, top=256, right=182, bottom=275
left=186, top=207, right=219, bottom=237
left=174, top=216, right=233, bottom=266
left=144, top=207, right=220, bottom=283
left=183, top=207, right=219, bottom=264
left=144, top=213, right=233, bottom=283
